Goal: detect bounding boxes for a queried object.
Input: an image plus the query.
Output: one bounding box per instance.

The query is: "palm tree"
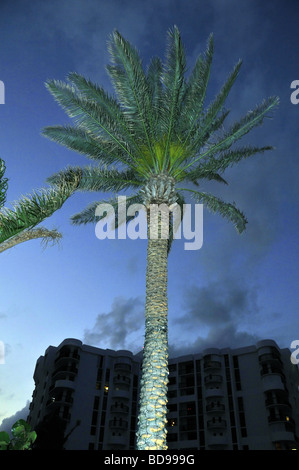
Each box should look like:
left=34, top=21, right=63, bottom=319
left=41, top=26, right=278, bottom=450
left=0, top=158, right=81, bottom=254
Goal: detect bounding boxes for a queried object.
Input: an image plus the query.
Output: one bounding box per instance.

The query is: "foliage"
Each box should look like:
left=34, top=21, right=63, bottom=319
left=0, top=162, right=81, bottom=253
left=0, top=420, right=37, bottom=450
left=42, top=26, right=278, bottom=243
left=0, top=158, right=8, bottom=209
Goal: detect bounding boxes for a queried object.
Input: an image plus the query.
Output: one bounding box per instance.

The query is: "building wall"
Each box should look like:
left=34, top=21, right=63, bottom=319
left=27, top=338, right=299, bottom=450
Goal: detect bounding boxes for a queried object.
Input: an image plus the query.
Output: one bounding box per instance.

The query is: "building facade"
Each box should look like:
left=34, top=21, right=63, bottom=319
left=27, top=338, right=299, bottom=450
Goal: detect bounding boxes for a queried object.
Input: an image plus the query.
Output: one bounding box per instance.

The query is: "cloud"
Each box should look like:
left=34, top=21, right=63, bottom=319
left=176, top=278, right=258, bottom=327
left=0, top=401, right=30, bottom=434
left=83, top=296, right=144, bottom=352
left=168, top=278, right=261, bottom=356
left=169, top=323, right=260, bottom=358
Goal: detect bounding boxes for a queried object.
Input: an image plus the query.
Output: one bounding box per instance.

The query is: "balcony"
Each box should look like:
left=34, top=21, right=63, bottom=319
left=261, top=374, right=285, bottom=392
left=109, top=418, right=128, bottom=430
left=207, top=418, right=227, bottom=429
left=204, top=374, right=222, bottom=385
left=113, top=375, right=131, bottom=386
left=108, top=434, right=127, bottom=447
left=114, top=362, right=131, bottom=372
left=110, top=404, right=129, bottom=413
left=52, top=379, right=76, bottom=390
left=206, top=433, right=229, bottom=448
left=205, top=388, right=224, bottom=398
left=204, top=360, right=221, bottom=371
left=268, top=419, right=296, bottom=443
left=206, top=403, right=225, bottom=413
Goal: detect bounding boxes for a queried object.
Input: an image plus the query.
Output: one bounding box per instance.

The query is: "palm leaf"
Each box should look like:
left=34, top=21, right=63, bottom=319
left=146, top=56, right=163, bottom=138
left=179, top=187, right=247, bottom=233
left=44, top=80, right=140, bottom=171
left=0, top=158, right=8, bottom=208
left=106, top=31, right=155, bottom=160
left=190, top=59, right=242, bottom=153
left=179, top=96, right=279, bottom=175
left=199, top=145, right=273, bottom=174
left=0, top=175, right=80, bottom=244
left=160, top=26, right=186, bottom=170
left=42, top=125, right=130, bottom=166
left=67, top=72, right=142, bottom=154
left=70, top=193, right=143, bottom=227
left=47, top=165, right=142, bottom=193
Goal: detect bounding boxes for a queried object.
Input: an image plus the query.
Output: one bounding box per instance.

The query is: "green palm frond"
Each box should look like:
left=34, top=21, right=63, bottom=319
left=41, top=125, right=130, bottom=166
left=0, top=174, right=80, bottom=245
left=160, top=26, right=186, bottom=170
left=44, top=80, right=141, bottom=171
left=179, top=187, right=247, bottom=233
left=47, top=165, right=142, bottom=193
left=189, top=60, right=242, bottom=152
left=199, top=145, right=273, bottom=174
left=146, top=56, right=163, bottom=138
left=0, top=158, right=8, bottom=208
left=106, top=31, right=154, bottom=158
left=178, top=96, right=279, bottom=176
left=70, top=193, right=143, bottom=227
left=66, top=72, right=141, bottom=153
left=184, top=168, right=228, bottom=186
left=183, top=34, right=214, bottom=122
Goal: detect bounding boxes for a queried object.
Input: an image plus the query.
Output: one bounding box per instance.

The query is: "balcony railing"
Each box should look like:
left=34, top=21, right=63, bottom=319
left=204, top=374, right=222, bottom=385
left=109, top=419, right=128, bottom=430
left=207, top=418, right=227, bottom=429
left=204, top=361, right=221, bottom=370
left=110, top=404, right=129, bottom=413
left=206, top=403, right=225, bottom=413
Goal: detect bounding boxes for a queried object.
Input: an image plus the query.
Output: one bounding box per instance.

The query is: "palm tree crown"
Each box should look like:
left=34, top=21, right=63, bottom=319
left=43, top=26, right=278, bottom=238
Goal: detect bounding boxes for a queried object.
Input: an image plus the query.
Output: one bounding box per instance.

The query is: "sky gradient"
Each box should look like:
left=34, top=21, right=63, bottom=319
left=1, top=0, right=299, bottom=430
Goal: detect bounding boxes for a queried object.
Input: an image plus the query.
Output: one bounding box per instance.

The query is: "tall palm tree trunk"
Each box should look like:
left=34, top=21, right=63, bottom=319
left=136, top=209, right=169, bottom=450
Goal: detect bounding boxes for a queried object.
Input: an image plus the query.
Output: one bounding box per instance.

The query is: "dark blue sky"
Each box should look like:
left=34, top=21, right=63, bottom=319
left=1, top=0, right=299, bottom=429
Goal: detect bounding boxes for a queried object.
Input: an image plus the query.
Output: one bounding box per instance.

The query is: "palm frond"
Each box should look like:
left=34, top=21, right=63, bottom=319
left=0, top=227, right=62, bottom=254
left=0, top=175, right=80, bottom=244
left=42, top=125, right=128, bottom=166
left=70, top=193, right=143, bottom=227
left=179, top=187, right=247, bottom=233
left=184, top=168, right=228, bottom=186
left=44, top=79, right=140, bottom=170
left=190, top=60, right=242, bottom=152
left=180, top=96, right=279, bottom=174
left=146, top=56, right=163, bottom=138
left=178, top=34, right=214, bottom=141
left=106, top=31, right=155, bottom=160
left=67, top=72, right=142, bottom=153
left=199, top=145, right=273, bottom=174
left=47, top=165, right=142, bottom=193
left=160, top=25, right=187, bottom=170
left=0, top=158, right=8, bottom=208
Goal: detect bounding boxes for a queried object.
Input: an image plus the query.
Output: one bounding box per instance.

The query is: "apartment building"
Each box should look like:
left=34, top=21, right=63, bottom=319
left=27, top=338, right=299, bottom=450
